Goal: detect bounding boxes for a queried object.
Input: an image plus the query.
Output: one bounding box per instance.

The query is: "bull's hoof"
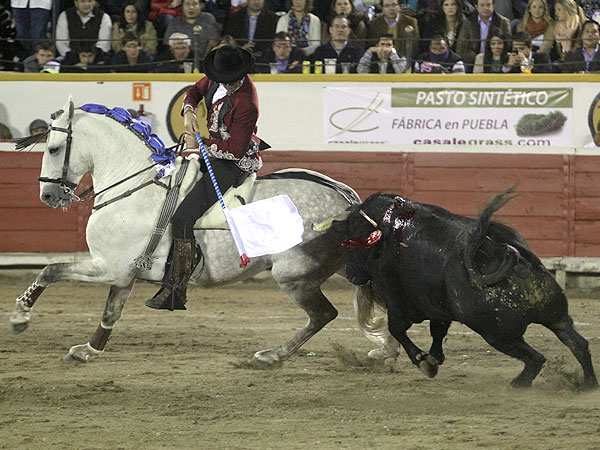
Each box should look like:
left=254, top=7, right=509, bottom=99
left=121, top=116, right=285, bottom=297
left=581, top=377, right=599, bottom=391
left=417, top=354, right=439, bottom=378
left=509, top=377, right=533, bottom=388
left=11, top=321, right=29, bottom=335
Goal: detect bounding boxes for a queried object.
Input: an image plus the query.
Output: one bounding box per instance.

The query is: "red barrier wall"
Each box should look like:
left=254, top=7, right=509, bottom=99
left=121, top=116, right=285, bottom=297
left=2, top=150, right=600, bottom=257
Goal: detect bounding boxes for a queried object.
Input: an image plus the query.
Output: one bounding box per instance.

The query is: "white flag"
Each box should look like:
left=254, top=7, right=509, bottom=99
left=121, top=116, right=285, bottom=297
left=228, top=195, right=304, bottom=257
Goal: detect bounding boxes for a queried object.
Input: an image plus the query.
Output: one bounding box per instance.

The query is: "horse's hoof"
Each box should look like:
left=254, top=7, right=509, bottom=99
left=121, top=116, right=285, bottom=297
left=417, top=354, right=439, bottom=378
left=368, top=345, right=400, bottom=360
left=11, top=321, right=29, bottom=335
left=253, top=349, right=283, bottom=366
left=64, top=352, right=88, bottom=363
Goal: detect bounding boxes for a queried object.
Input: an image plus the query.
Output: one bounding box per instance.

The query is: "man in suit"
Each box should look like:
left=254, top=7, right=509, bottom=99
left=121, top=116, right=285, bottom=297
left=561, top=20, right=600, bottom=73
left=366, top=0, right=419, bottom=58
left=255, top=31, right=306, bottom=73
left=312, top=14, right=365, bottom=73
left=456, top=0, right=511, bottom=72
left=222, top=0, right=278, bottom=56
left=504, top=31, right=553, bottom=73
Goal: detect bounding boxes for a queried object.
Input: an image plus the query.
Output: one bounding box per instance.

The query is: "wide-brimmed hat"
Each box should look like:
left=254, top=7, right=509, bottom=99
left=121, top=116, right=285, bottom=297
left=203, top=46, right=254, bottom=83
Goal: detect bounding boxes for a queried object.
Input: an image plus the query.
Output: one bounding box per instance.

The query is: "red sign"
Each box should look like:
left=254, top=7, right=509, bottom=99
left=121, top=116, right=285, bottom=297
left=133, top=83, right=151, bottom=101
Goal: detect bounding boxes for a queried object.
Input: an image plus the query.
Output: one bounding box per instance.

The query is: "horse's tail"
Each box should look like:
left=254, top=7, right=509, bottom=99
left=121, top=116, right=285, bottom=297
left=354, top=283, right=388, bottom=346
left=259, top=168, right=361, bottom=205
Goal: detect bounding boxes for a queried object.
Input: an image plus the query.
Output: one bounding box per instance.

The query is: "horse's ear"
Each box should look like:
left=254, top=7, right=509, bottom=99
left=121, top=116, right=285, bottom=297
left=67, top=95, right=74, bottom=121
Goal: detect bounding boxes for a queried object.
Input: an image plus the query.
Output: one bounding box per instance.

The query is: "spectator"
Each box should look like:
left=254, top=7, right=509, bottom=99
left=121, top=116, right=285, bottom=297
left=217, top=34, right=238, bottom=47
left=414, top=34, right=465, bottom=72
left=222, top=0, right=278, bottom=56
left=552, top=0, right=586, bottom=61
left=580, top=0, right=600, bottom=22
left=55, top=0, right=113, bottom=57
left=163, top=0, right=219, bottom=56
left=311, top=14, right=364, bottom=72
left=110, top=31, right=154, bottom=71
left=153, top=31, right=194, bottom=71
left=473, top=28, right=509, bottom=72
left=504, top=30, right=553, bottom=72
left=321, top=0, right=367, bottom=46
left=515, top=0, right=554, bottom=53
left=366, top=0, right=420, bottom=58
left=254, top=31, right=306, bottom=72
left=456, top=0, right=511, bottom=71
left=10, top=0, right=51, bottom=55
left=0, top=123, right=12, bottom=139
left=561, top=19, right=600, bottom=71
left=276, top=0, right=321, bottom=56
left=149, top=0, right=182, bottom=40
left=420, top=0, right=466, bottom=53
left=61, top=42, right=109, bottom=72
left=1, top=1, right=27, bottom=69
left=112, top=1, right=158, bottom=55
left=22, top=40, right=56, bottom=72
left=29, top=119, right=48, bottom=135
left=357, top=32, right=408, bottom=72
left=266, top=0, right=286, bottom=13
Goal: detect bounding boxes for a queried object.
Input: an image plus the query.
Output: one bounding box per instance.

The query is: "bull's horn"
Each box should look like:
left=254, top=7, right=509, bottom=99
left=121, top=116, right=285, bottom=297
left=312, top=210, right=352, bottom=232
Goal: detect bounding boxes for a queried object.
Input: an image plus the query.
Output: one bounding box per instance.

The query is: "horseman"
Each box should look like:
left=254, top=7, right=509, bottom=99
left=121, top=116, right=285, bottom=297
left=146, top=45, right=263, bottom=311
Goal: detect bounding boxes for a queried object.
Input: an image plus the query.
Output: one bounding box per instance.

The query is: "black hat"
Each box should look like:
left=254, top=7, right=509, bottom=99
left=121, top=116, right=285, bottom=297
left=203, top=46, right=254, bottom=83
left=29, top=119, right=49, bottom=134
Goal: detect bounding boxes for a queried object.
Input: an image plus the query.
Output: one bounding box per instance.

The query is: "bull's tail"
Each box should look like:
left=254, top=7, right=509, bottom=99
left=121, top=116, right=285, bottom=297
left=465, top=186, right=520, bottom=286
left=354, top=284, right=387, bottom=345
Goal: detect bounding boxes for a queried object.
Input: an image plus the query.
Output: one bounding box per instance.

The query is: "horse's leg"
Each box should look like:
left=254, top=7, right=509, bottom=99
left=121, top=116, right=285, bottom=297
left=64, top=280, right=136, bottom=363
left=10, top=260, right=110, bottom=335
left=253, top=281, right=338, bottom=365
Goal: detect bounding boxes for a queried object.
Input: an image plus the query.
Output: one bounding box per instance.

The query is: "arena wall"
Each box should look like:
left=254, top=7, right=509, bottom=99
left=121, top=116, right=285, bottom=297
left=1, top=73, right=600, bottom=259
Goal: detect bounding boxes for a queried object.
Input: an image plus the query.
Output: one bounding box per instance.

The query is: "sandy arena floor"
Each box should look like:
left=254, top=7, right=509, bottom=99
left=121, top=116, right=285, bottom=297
left=1, top=270, right=599, bottom=449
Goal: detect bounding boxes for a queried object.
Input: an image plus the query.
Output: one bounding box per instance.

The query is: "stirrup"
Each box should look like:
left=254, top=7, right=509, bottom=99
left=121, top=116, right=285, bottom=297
left=145, top=287, right=187, bottom=311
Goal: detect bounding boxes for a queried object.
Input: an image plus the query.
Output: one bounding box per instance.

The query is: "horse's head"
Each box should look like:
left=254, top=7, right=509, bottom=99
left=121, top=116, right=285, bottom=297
left=39, top=96, right=86, bottom=208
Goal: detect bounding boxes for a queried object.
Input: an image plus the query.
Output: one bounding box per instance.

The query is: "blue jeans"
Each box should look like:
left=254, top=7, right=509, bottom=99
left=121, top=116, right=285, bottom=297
left=12, top=7, right=51, bottom=54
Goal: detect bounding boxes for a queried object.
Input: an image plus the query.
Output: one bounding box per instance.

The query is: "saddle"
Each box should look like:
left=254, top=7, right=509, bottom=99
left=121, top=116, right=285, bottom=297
left=174, top=154, right=256, bottom=230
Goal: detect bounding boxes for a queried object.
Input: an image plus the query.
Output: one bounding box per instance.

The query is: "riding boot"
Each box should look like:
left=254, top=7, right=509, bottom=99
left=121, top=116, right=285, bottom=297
left=145, top=238, right=196, bottom=311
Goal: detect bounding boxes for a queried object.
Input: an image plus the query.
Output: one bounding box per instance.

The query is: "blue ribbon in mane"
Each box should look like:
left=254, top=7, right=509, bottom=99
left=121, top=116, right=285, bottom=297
left=81, top=103, right=174, bottom=178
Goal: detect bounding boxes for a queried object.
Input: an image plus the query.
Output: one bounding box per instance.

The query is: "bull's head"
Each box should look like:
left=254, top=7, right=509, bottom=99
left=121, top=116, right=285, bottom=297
left=313, top=196, right=386, bottom=286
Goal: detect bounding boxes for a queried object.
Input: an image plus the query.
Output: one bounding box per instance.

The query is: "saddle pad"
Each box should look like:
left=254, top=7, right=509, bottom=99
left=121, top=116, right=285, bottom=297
left=172, top=155, right=256, bottom=230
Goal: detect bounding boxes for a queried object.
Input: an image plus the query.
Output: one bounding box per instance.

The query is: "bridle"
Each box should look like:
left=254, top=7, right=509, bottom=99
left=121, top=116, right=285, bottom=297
left=32, top=114, right=184, bottom=209
left=36, top=122, right=84, bottom=202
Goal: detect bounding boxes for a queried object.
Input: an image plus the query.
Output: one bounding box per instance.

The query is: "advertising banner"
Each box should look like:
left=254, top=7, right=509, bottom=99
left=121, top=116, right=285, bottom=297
left=324, top=87, right=573, bottom=147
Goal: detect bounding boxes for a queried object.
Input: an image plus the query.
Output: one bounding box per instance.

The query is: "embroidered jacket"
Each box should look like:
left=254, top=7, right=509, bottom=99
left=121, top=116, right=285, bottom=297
left=182, top=75, right=263, bottom=173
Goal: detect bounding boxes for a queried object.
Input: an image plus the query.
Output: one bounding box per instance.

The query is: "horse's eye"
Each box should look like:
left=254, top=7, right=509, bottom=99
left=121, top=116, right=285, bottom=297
left=48, top=147, right=60, bottom=155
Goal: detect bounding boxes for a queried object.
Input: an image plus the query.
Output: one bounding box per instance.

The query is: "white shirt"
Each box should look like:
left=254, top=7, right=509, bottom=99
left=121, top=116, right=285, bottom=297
left=11, top=0, right=51, bottom=9
left=55, top=8, right=112, bottom=57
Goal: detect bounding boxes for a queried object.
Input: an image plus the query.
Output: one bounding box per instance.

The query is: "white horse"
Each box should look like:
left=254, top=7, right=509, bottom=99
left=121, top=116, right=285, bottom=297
left=10, top=96, right=360, bottom=364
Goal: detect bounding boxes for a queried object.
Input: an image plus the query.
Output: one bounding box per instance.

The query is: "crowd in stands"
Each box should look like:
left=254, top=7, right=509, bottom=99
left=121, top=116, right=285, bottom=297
left=2, top=0, right=600, bottom=73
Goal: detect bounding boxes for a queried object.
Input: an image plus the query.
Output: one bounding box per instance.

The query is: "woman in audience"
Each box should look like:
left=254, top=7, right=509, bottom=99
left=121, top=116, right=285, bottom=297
left=516, top=0, right=554, bottom=53
left=321, top=0, right=367, bottom=45
left=552, top=0, right=586, bottom=61
left=112, top=1, right=158, bottom=55
left=276, top=0, right=321, bottom=55
left=473, top=29, right=509, bottom=73
left=420, top=0, right=465, bottom=53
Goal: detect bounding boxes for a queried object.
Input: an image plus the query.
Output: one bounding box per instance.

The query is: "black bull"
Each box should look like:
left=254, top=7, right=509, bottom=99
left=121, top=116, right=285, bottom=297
left=322, top=188, right=598, bottom=389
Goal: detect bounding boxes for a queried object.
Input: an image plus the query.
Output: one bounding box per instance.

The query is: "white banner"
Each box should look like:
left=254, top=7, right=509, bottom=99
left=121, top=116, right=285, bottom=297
left=324, top=87, right=574, bottom=147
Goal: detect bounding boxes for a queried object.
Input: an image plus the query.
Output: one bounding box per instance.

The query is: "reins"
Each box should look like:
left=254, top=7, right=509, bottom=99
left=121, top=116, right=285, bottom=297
left=16, top=110, right=186, bottom=211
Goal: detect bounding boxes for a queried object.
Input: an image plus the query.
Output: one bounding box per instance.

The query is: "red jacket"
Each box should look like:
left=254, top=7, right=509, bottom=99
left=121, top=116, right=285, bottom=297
left=149, top=0, right=182, bottom=22
left=182, top=75, right=262, bottom=172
